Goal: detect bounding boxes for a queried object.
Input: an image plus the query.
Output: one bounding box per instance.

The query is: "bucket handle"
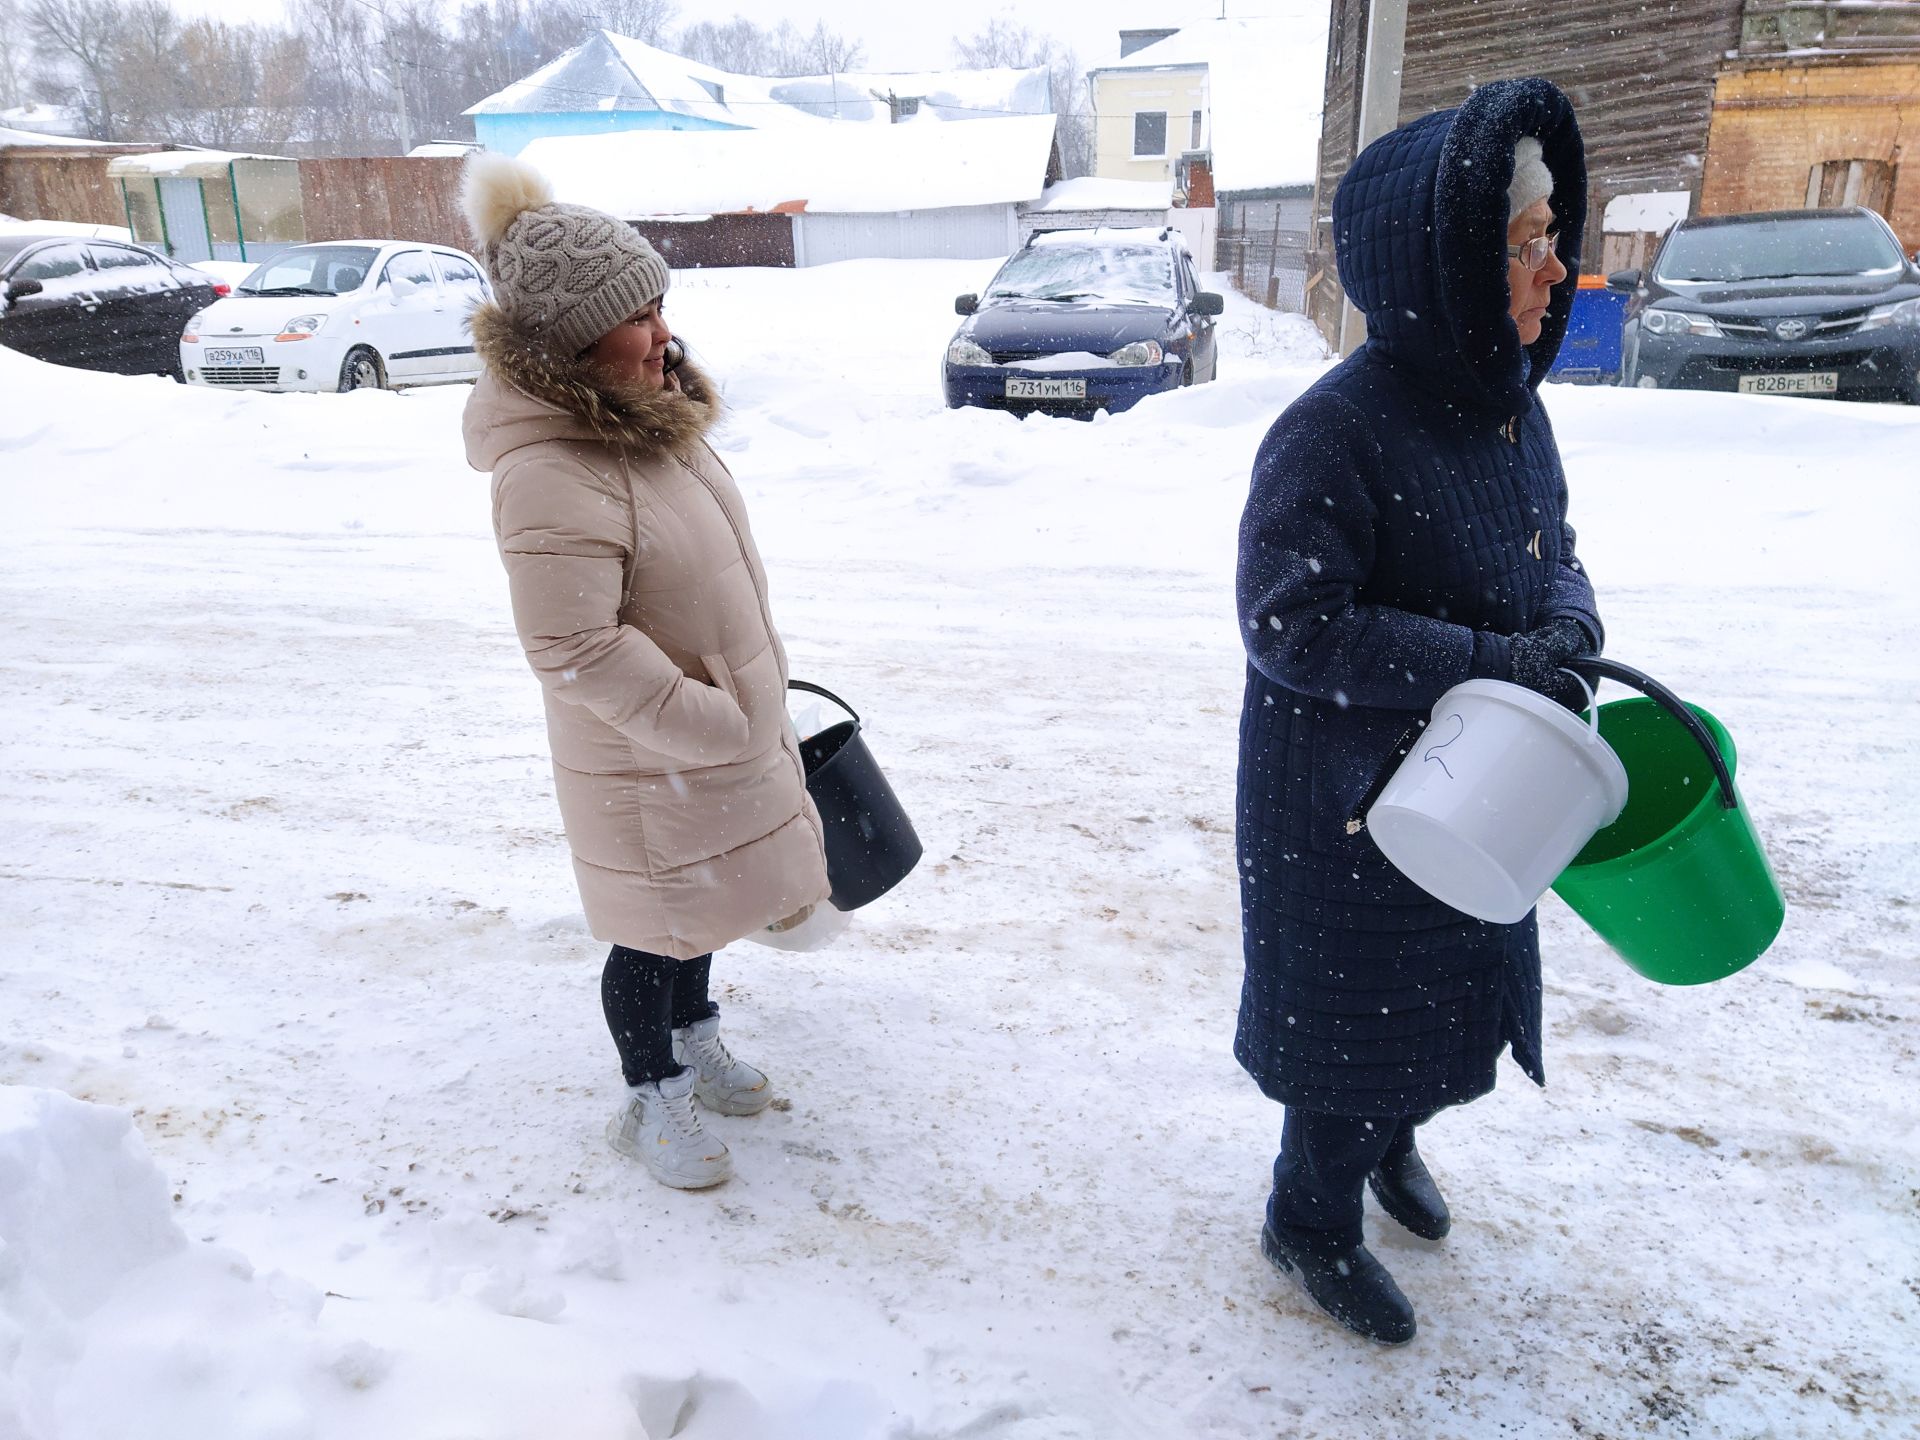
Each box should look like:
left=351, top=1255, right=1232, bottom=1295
left=1570, top=656, right=1738, bottom=811
left=789, top=679, right=860, bottom=726
left=1558, top=667, right=1603, bottom=742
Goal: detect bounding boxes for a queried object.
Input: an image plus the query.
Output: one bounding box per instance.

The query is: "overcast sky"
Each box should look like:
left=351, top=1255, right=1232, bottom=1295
left=166, top=0, right=1290, bottom=73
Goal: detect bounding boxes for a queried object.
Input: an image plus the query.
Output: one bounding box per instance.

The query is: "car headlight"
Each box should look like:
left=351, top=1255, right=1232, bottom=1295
left=276, top=314, right=326, bottom=342
left=1640, top=308, right=1720, bottom=338
left=946, top=336, right=994, bottom=368
left=1108, top=339, right=1164, bottom=367
left=1862, top=298, right=1920, bottom=330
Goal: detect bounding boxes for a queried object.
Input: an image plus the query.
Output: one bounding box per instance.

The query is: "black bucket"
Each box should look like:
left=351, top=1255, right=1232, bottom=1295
left=790, top=680, right=922, bottom=912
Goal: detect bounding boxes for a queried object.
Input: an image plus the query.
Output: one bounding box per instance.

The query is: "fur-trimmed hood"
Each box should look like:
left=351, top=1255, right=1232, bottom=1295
left=462, top=301, right=721, bottom=473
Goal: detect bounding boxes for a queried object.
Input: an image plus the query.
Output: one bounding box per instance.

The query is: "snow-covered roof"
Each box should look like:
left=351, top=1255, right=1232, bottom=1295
left=468, top=31, right=1048, bottom=130
left=107, top=150, right=291, bottom=180
left=1036, top=177, right=1174, bottom=213
left=407, top=142, right=481, bottom=158
left=522, top=113, right=1057, bottom=216
left=0, top=124, right=115, bottom=149
left=1090, top=11, right=1329, bottom=193
left=767, top=66, right=1051, bottom=124
left=1604, top=191, right=1692, bottom=235
left=0, top=102, right=89, bottom=135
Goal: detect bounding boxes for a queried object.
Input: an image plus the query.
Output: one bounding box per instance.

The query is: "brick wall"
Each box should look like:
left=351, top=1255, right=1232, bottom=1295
left=1702, top=61, right=1920, bottom=251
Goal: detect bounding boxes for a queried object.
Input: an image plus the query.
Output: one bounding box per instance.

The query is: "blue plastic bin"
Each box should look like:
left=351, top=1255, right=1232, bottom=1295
left=1549, top=283, right=1627, bottom=384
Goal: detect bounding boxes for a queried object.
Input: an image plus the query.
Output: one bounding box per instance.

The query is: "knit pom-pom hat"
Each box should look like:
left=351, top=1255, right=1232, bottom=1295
left=1507, top=136, right=1554, bottom=220
left=461, top=150, right=669, bottom=356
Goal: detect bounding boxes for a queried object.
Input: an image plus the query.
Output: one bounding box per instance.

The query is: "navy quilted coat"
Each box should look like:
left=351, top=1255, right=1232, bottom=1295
left=1234, top=79, right=1604, bottom=1118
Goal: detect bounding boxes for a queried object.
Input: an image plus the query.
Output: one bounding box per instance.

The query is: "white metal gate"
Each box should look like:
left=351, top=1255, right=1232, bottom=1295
left=794, top=205, right=1020, bottom=267
left=158, top=178, right=212, bottom=263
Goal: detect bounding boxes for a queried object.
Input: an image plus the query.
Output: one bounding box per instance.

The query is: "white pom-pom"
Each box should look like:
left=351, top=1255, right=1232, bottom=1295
left=461, top=151, right=554, bottom=248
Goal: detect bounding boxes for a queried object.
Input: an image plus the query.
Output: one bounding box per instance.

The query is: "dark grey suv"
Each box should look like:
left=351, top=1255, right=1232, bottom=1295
left=1611, top=208, right=1920, bottom=404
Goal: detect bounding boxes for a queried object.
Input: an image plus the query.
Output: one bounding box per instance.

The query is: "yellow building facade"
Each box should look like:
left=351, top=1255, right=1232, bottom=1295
left=1090, top=65, right=1210, bottom=185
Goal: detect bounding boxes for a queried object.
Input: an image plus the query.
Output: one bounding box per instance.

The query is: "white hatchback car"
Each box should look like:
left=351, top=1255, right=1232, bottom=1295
left=181, top=240, right=491, bottom=392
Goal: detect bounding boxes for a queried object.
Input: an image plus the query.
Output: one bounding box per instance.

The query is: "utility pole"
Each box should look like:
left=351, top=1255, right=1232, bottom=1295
left=1338, top=0, right=1408, bottom=355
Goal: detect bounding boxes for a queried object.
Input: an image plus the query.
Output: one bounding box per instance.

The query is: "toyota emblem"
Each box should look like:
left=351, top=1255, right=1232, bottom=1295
left=1774, top=318, right=1809, bottom=341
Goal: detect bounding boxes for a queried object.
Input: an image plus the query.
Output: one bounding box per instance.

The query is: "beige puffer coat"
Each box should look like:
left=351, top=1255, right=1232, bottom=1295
left=463, top=306, right=830, bottom=958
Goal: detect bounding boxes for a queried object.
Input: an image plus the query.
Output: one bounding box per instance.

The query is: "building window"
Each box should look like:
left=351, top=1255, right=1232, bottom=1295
left=1190, top=109, right=1203, bottom=149
left=1134, top=111, right=1167, bottom=157
left=1806, top=158, right=1895, bottom=215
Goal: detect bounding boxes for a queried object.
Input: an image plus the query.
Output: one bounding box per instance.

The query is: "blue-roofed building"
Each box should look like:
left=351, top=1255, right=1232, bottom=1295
left=466, top=30, right=1054, bottom=157
left=465, top=32, right=751, bottom=156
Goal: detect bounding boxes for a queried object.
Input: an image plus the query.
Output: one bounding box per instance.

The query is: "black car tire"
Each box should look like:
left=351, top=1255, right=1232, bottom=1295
left=339, top=347, right=385, bottom=392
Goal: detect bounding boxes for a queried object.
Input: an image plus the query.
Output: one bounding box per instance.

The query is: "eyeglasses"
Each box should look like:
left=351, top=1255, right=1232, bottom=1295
left=1506, top=232, right=1561, bottom=272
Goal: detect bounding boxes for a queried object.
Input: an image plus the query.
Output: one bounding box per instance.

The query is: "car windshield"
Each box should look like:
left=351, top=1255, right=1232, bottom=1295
left=1655, top=217, right=1904, bottom=283
left=238, top=245, right=380, bottom=296
left=985, top=245, right=1174, bottom=305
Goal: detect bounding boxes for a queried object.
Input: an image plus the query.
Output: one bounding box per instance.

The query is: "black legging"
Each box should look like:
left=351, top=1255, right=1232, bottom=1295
left=601, top=946, right=716, bottom=1087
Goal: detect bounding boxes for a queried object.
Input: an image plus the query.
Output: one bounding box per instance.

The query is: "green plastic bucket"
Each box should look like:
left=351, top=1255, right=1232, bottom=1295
left=1551, top=664, right=1785, bottom=986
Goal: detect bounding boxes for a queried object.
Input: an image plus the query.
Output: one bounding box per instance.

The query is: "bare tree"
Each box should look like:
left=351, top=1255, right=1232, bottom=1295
left=774, top=19, right=863, bottom=76
left=578, top=0, right=676, bottom=45
left=110, top=0, right=181, bottom=137
left=952, top=22, right=1092, bottom=177
left=0, top=0, right=30, bottom=110
left=676, top=13, right=862, bottom=78
left=953, top=18, right=1051, bottom=71
left=27, top=0, right=126, bottom=137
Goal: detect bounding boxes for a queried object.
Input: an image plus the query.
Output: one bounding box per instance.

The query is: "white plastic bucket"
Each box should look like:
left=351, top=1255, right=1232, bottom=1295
left=1367, top=675, right=1629, bottom=924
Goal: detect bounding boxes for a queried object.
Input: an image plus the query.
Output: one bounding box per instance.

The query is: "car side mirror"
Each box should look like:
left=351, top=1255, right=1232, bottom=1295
left=4, top=277, right=45, bottom=300
left=389, top=275, right=420, bottom=301
left=954, top=293, right=978, bottom=316
left=1606, top=269, right=1643, bottom=293
left=1192, top=291, right=1225, bottom=317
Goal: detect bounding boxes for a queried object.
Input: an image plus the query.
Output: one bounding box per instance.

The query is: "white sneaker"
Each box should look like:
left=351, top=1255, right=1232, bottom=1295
left=606, top=1067, right=733, bottom=1189
left=672, top=1014, right=773, bottom=1116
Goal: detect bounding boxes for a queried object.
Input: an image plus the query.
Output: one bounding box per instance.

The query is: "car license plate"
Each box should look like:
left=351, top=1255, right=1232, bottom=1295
left=1005, top=377, right=1086, bottom=400
left=204, top=347, right=264, bottom=366
left=1738, top=372, right=1837, bottom=396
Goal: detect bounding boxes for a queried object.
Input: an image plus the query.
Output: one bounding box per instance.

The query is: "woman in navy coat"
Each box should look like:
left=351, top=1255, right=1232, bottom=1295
left=1235, top=78, right=1604, bottom=1344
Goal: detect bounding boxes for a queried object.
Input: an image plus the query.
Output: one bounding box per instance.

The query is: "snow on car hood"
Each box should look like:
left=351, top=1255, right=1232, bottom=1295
left=961, top=300, right=1174, bottom=357
left=191, top=292, right=358, bottom=337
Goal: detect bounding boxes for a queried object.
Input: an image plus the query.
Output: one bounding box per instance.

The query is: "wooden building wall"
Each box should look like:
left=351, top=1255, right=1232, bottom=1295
left=1307, top=0, right=1749, bottom=342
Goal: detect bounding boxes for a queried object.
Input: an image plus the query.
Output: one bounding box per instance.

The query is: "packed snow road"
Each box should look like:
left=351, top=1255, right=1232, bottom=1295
left=3, top=260, right=1917, bottom=1439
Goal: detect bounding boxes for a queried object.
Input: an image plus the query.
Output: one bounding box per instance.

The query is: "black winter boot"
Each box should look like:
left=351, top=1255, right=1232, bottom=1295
left=1261, top=1222, right=1416, bottom=1345
left=1368, top=1145, right=1451, bottom=1241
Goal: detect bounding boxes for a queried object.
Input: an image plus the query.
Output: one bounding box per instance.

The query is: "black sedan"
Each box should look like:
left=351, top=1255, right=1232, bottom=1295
left=944, top=228, right=1223, bottom=417
left=1612, top=207, right=1920, bottom=404
left=1, top=233, right=223, bottom=380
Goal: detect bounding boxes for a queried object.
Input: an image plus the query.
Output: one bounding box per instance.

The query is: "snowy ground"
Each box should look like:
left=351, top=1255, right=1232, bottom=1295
left=3, top=260, right=1918, bottom=1439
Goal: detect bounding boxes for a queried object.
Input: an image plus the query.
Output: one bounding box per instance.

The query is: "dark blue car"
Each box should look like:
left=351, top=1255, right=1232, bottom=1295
left=943, top=229, right=1223, bottom=417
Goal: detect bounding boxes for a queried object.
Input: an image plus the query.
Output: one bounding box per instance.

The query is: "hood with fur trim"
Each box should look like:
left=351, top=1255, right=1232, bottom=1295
left=461, top=301, right=721, bottom=473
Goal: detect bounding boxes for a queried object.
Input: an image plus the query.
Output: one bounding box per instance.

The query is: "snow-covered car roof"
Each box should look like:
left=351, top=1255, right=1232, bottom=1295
left=1029, top=226, right=1191, bottom=256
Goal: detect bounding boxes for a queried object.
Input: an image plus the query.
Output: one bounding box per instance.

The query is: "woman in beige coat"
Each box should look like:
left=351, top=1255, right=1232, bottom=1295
left=460, top=153, right=830, bottom=1190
